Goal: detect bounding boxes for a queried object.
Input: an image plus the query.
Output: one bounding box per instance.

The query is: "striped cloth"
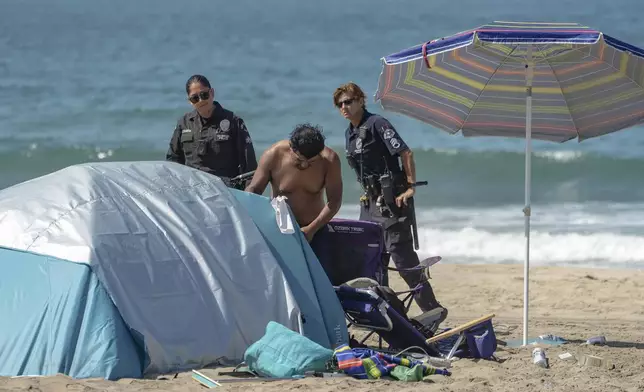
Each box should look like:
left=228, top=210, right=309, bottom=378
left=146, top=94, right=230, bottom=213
left=375, top=21, right=644, bottom=142
left=333, top=344, right=450, bottom=380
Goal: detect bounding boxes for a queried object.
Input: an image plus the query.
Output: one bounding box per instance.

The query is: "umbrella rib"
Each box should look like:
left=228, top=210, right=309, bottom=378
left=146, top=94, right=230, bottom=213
left=543, top=41, right=644, bottom=141
left=550, top=43, right=644, bottom=91
left=459, top=45, right=520, bottom=132
left=603, top=53, right=644, bottom=92
left=542, top=55, right=581, bottom=141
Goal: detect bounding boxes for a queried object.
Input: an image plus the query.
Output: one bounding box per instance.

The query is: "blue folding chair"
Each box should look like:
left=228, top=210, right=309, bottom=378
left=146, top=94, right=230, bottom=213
left=315, top=219, right=497, bottom=361
left=334, top=281, right=445, bottom=357
left=335, top=281, right=498, bottom=361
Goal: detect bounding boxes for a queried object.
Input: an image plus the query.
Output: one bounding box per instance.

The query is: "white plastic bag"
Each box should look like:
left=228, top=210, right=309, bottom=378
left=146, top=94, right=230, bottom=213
left=271, top=196, right=295, bottom=234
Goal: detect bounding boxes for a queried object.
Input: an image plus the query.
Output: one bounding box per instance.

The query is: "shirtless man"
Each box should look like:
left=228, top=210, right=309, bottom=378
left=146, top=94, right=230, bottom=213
left=245, top=123, right=343, bottom=244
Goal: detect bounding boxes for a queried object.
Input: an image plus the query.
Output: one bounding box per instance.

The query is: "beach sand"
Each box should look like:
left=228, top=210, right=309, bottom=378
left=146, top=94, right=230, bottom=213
left=2, top=263, right=643, bottom=391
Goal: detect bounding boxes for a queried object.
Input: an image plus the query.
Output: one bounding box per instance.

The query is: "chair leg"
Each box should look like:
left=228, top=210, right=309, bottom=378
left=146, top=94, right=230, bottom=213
left=446, top=334, right=465, bottom=360
left=403, top=292, right=414, bottom=313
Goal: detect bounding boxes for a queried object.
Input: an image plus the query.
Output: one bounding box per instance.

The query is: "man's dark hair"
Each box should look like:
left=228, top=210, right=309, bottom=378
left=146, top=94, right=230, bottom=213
left=289, top=123, right=325, bottom=159
left=185, top=74, right=211, bottom=94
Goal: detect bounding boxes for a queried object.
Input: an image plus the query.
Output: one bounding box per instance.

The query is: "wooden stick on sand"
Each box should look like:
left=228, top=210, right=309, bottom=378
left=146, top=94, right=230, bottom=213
left=426, top=313, right=496, bottom=344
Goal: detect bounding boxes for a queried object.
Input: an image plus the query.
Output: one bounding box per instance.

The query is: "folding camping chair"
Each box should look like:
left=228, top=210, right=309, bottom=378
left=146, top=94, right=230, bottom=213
left=314, top=218, right=442, bottom=316
left=314, top=219, right=445, bottom=346
left=315, top=218, right=441, bottom=284
left=313, top=218, right=389, bottom=287
left=315, top=218, right=498, bottom=361
left=335, top=281, right=498, bottom=361
left=334, top=280, right=445, bottom=357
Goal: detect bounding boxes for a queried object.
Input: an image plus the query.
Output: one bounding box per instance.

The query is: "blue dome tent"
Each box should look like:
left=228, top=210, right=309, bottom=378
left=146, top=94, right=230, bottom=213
left=0, top=161, right=348, bottom=379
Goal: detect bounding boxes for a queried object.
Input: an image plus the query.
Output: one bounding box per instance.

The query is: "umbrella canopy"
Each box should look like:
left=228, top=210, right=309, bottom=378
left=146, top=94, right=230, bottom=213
left=376, top=21, right=644, bottom=142
left=374, top=21, right=644, bottom=345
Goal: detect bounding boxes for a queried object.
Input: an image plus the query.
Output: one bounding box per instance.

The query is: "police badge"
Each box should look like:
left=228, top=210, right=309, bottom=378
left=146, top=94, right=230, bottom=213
left=219, top=119, right=230, bottom=132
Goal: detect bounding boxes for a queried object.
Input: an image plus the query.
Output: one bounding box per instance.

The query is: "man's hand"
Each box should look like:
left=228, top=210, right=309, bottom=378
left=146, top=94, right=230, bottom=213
left=395, top=187, right=415, bottom=208
left=301, top=225, right=317, bottom=243
left=298, top=148, right=343, bottom=244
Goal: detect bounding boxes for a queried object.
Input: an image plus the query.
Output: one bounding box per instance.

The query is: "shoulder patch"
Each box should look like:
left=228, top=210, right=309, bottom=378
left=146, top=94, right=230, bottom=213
left=383, top=129, right=395, bottom=139
left=238, top=118, right=249, bottom=132
left=389, top=138, right=401, bottom=149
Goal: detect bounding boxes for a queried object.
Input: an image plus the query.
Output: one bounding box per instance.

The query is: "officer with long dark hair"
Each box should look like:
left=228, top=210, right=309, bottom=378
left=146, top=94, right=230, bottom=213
left=333, top=82, right=447, bottom=321
left=166, top=75, right=257, bottom=188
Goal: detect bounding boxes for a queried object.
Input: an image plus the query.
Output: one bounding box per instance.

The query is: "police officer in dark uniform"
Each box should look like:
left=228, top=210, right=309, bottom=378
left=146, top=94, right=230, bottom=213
left=333, top=82, right=447, bottom=319
left=166, top=75, right=257, bottom=189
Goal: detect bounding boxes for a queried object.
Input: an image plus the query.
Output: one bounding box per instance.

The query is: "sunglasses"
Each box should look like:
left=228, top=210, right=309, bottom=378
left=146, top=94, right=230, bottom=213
left=188, top=90, right=210, bottom=104
left=337, top=98, right=356, bottom=108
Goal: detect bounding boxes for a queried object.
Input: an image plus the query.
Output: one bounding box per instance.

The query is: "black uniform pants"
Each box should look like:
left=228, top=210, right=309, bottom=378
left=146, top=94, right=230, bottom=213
left=359, top=199, right=443, bottom=313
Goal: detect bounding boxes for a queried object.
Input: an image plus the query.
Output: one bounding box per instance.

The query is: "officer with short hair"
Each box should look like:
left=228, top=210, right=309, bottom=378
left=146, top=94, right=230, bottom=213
left=333, top=82, right=447, bottom=320
left=166, top=74, right=257, bottom=189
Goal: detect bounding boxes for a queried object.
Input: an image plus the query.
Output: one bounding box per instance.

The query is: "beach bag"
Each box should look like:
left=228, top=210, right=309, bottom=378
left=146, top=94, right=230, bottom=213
left=243, top=321, right=333, bottom=378
left=463, top=319, right=497, bottom=359
left=436, top=319, right=497, bottom=360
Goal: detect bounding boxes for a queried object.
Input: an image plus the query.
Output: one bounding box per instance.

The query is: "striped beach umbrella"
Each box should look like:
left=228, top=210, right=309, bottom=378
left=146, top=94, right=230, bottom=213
left=375, top=21, right=644, bottom=345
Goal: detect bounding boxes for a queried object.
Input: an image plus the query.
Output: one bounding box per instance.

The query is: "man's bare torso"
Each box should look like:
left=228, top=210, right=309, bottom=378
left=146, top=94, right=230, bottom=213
left=269, top=141, right=330, bottom=226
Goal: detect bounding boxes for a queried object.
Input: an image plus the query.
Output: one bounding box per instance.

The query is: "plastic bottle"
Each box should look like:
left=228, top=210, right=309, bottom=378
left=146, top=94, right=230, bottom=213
left=532, top=348, right=548, bottom=368
left=426, top=357, right=453, bottom=369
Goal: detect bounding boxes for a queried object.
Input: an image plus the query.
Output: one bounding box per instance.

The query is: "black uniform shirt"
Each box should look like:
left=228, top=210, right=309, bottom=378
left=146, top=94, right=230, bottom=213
left=345, top=110, right=409, bottom=177
left=166, top=101, right=257, bottom=180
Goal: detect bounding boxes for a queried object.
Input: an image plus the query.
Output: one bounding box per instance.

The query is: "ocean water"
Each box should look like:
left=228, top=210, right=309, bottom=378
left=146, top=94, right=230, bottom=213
left=2, top=0, right=644, bottom=269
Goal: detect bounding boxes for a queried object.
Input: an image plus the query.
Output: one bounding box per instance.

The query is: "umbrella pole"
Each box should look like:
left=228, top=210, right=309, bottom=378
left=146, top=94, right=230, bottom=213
left=523, top=46, right=534, bottom=346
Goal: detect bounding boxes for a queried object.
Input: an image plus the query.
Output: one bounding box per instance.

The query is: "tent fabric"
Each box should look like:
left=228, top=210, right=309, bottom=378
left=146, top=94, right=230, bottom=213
left=0, top=246, right=144, bottom=380
left=0, top=161, right=345, bottom=377
left=233, top=190, right=349, bottom=349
